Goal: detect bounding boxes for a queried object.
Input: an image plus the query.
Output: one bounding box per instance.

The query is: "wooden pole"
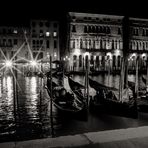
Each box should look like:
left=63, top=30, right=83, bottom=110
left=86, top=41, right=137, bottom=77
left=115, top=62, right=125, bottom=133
left=135, top=56, right=139, bottom=98
left=50, top=56, right=54, bottom=137
left=146, top=58, right=148, bottom=98
left=86, top=57, right=89, bottom=107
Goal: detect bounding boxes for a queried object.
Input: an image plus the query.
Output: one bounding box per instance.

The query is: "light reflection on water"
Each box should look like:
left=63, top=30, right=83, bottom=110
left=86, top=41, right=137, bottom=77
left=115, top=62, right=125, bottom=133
left=0, top=74, right=147, bottom=142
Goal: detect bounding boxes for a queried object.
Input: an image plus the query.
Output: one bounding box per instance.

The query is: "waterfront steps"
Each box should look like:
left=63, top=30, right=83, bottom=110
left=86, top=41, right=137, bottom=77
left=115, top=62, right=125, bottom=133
left=1, top=126, right=148, bottom=148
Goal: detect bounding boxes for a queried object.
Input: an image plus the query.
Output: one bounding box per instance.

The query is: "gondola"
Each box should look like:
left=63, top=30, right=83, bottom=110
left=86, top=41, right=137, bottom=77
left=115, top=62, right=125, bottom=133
left=46, top=77, right=86, bottom=118
left=89, top=78, right=138, bottom=118
left=68, top=77, right=85, bottom=99
left=134, top=75, right=148, bottom=112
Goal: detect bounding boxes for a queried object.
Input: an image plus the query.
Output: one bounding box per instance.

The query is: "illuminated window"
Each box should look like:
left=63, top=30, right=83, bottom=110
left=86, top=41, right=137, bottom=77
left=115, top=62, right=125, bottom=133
left=13, top=30, right=18, bottom=34
left=53, top=31, right=57, bottom=37
left=46, top=32, right=50, bottom=37
left=39, top=30, right=44, bottom=37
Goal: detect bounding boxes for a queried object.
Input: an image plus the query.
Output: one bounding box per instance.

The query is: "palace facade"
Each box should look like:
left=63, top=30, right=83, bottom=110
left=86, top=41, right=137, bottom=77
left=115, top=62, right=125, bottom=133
left=65, top=12, right=148, bottom=72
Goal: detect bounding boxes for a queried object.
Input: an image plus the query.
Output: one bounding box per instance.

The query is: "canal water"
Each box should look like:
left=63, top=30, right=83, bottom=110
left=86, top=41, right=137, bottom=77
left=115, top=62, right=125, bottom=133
left=0, top=74, right=148, bottom=142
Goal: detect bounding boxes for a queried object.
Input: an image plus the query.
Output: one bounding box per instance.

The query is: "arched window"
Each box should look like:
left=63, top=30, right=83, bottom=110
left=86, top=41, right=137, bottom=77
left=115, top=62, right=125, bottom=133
left=107, top=27, right=110, bottom=34
left=89, top=26, right=92, bottom=33
left=73, top=39, right=75, bottom=49
left=117, top=55, right=121, bottom=67
left=90, top=55, right=94, bottom=65
left=84, top=26, right=87, bottom=33
left=80, top=39, right=83, bottom=49
left=143, top=42, right=145, bottom=50
left=92, top=26, right=95, bottom=33
left=72, top=25, right=76, bottom=32
left=96, top=56, right=99, bottom=67
left=85, top=55, right=89, bottom=68
left=112, top=40, right=114, bottom=49
left=100, top=26, right=103, bottom=33
left=79, top=55, right=82, bottom=67
left=113, top=55, right=116, bottom=67
left=96, top=26, right=99, bottom=33
left=73, top=55, right=77, bottom=68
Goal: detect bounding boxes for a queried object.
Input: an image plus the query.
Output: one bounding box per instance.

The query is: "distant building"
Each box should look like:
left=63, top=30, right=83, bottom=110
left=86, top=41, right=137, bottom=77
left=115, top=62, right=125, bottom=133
left=0, top=19, right=60, bottom=73
left=66, top=12, right=148, bottom=72
left=128, top=18, right=148, bottom=72
left=30, top=19, right=60, bottom=62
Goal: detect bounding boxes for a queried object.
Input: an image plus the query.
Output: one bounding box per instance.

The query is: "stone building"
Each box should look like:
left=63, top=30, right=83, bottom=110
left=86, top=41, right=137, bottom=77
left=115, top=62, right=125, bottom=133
left=66, top=12, right=148, bottom=72
left=128, top=18, right=148, bottom=72
left=0, top=19, right=60, bottom=73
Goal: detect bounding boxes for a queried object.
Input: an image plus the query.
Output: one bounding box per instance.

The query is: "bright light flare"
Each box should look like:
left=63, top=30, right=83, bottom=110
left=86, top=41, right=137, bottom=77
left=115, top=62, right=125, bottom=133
left=5, top=60, right=13, bottom=67
left=30, top=60, right=37, bottom=66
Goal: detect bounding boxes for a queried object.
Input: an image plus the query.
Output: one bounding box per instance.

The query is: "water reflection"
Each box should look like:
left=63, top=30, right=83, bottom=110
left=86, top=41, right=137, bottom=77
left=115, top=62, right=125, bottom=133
left=0, top=74, right=148, bottom=142
left=0, top=76, right=15, bottom=138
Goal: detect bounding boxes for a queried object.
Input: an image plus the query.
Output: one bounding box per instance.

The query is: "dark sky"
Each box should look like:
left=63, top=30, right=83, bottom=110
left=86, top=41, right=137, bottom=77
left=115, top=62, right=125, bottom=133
left=0, top=0, right=148, bottom=25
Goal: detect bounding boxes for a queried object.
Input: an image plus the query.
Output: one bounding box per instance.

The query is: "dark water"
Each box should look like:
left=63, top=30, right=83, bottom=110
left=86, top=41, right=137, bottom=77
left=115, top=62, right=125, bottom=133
left=0, top=74, right=148, bottom=142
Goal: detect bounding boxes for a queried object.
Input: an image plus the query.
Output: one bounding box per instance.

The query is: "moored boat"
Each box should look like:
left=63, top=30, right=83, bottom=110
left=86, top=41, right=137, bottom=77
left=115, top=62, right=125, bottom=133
left=89, top=78, right=138, bottom=118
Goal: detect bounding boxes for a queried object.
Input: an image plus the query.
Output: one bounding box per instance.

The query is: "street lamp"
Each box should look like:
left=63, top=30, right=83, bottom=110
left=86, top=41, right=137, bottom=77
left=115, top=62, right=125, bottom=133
left=30, top=60, right=37, bottom=66
left=5, top=60, right=13, bottom=67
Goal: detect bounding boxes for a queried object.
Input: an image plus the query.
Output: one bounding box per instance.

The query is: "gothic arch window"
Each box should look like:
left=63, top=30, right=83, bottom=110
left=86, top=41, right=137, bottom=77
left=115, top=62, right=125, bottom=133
left=112, top=40, right=114, bottom=49
left=100, top=26, right=103, bottom=33
left=117, top=55, right=121, bottom=67
left=84, top=26, right=87, bottom=33
left=79, top=55, right=82, bottom=67
left=80, top=39, right=83, bottom=49
left=96, top=26, right=99, bottom=33
left=85, top=55, right=89, bottom=67
left=73, top=39, right=75, bottom=48
left=89, top=26, right=92, bottom=33
left=92, top=26, right=95, bottom=33
left=72, top=25, right=76, bottom=32
left=143, top=42, right=146, bottom=50
left=107, top=27, right=110, bottom=34
left=90, top=55, right=94, bottom=66
left=103, top=27, right=106, bottom=33
left=142, top=29, right=145, bottom=36
left=96, top=56, right=99, bottom=67
left=136, top=41, right=139, bottom=50
left=113, top=55, right=116, bottom=67
left=73, top=55, right=77, bottom=68
left=118, top=28, right=121, bottom=34
left=100, top=39, right=103, bottom=49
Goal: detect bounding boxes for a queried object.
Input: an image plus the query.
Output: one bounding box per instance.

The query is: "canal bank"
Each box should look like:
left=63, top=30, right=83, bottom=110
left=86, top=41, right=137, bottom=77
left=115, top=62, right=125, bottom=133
left=1, top=126, right=148, bottom=148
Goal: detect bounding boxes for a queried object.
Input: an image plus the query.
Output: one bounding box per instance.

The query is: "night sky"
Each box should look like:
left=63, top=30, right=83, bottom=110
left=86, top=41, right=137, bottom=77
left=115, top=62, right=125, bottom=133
left=0, top=0, right=148, bottom=26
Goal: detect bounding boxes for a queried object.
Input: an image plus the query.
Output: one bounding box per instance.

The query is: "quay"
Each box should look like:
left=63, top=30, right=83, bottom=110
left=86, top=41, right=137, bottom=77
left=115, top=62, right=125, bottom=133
left=1, top=126, right=148, bottom=148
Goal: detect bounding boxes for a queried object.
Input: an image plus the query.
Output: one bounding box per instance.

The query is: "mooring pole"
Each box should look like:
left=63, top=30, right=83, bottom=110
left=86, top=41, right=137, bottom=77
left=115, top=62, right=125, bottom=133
left=50, top=55, right=54, bottom=137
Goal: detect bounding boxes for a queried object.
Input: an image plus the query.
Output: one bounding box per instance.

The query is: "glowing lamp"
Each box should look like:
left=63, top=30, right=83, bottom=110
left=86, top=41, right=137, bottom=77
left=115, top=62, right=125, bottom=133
left=142, top=53, right=146, bottom=58
left=30, top=60, right=37, bottom=66
left=5, top=60, right=12, bottom=67
left=84, top=52, right=90, bottom=57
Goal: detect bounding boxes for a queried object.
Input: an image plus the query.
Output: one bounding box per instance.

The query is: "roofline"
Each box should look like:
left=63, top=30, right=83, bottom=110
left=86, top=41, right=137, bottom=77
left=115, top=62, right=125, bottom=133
left=68, top=12, right=124, bottom=19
